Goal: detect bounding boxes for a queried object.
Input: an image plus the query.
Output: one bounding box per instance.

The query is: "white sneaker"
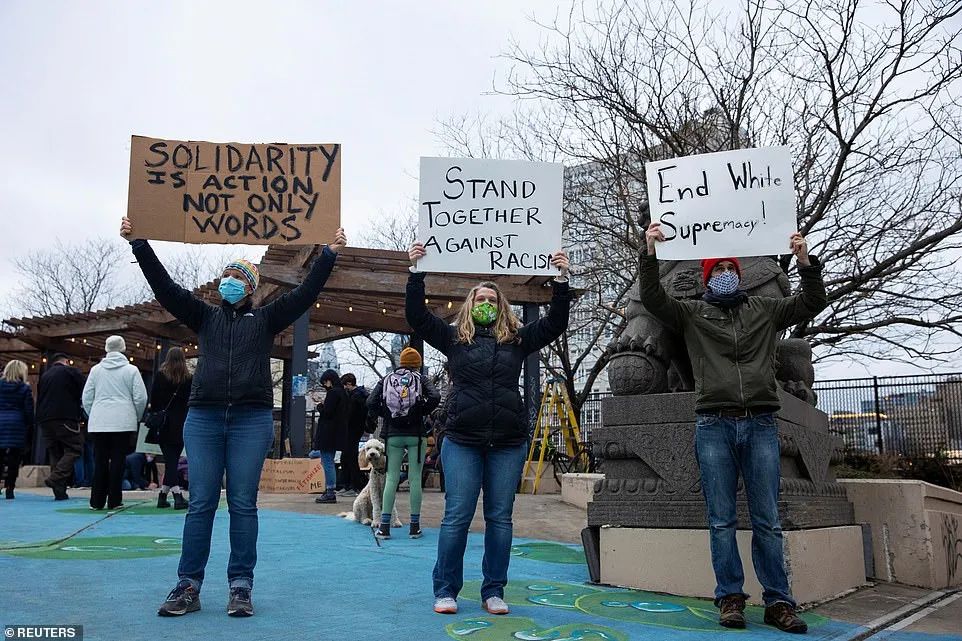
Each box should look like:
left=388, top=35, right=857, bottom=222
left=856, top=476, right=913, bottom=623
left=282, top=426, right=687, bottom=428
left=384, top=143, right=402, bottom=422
left=483, top=596, right=510, bottom=615
left=433, top=597, right=458, bottom=614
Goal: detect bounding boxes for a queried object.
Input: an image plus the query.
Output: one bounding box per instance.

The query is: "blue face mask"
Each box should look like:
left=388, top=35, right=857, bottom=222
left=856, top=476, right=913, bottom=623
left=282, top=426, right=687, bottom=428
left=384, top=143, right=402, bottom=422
left=707, top=271, right=740, bottom=296
left=219, top=276, right=248, bottom=304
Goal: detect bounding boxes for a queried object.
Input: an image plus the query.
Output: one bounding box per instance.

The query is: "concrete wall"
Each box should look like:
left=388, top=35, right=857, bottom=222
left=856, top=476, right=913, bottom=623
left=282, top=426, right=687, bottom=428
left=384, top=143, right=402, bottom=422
left=840, top=479, right=962, bottom=589
left=600, top=526, right=867, bottom=606
left=561, top=473, right=604, bottom=510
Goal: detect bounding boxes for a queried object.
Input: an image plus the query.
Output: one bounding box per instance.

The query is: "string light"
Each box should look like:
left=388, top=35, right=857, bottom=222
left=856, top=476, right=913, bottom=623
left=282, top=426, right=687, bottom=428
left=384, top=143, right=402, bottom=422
left=315, top=303, right=320, bottom=308
left=348, top=306, right=353, bottom=312
left=339, top=327, right=344, bottom=331
left=382, top=308, right=387, bottom=314
left=136, top=342, right=141, bottom=347
left=69, top=360, right=74, bottom=365
left=425, top=298, right=430, bottom=304
left=156, top=345, right=161, bottom=350
left=129, top=357, right=134, bottom=363
left=41, top=358, right=47, bottom=364
left=447, top=301, right=453, bottom=309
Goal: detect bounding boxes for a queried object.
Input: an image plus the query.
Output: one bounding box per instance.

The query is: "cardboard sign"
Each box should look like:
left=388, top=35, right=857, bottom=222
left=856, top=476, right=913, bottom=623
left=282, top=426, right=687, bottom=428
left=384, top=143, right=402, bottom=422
left=127, top=135, right=341, bottom=245
left=258, top=457, right=325, bottom=494
left=417, top=157, right=563, bottom=275
left=645, top=146, right=797, bottom=260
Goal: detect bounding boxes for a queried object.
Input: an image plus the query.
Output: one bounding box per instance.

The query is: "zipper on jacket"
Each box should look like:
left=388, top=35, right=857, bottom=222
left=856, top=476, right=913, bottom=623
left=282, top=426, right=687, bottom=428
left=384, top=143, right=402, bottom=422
left=227, top=308, right=235, bottom=410
left=488, top=340, right=498, bottom=447
left=728, top=309, right=746, bottom=408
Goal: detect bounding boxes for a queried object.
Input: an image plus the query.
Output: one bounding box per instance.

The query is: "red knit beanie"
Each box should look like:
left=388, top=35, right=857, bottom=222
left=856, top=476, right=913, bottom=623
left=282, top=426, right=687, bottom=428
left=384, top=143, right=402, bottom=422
left=701, top=257, right=742, bottom=286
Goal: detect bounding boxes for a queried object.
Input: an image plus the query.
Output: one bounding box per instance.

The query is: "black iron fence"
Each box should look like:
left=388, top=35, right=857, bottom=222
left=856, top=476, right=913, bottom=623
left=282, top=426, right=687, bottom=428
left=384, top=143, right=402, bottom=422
left=813, top=373, right=962, bottom=462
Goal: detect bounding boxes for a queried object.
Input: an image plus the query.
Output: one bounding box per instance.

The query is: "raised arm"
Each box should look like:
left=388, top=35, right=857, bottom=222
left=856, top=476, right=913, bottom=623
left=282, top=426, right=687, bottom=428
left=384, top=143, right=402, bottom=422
left=518, top=281, right=573, bottom=355
left=130, top=239, right=209, bottom=332
left=639, top=223, right=688, bottom=327
left=405, top=273, right=454, bottom=355
left=766, top=234, right=828, bottom=331
left=263, top=245, right=339, bottom=334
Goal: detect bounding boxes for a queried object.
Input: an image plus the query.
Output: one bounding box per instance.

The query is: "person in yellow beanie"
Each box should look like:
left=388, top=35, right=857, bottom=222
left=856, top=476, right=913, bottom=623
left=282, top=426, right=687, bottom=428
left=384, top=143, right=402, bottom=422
left=367, top=346, right=440, bottom=539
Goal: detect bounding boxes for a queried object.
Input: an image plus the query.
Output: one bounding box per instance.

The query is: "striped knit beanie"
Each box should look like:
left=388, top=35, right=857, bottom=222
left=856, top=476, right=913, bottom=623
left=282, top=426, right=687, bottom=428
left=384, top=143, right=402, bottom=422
left=225, top=259, right=260, bottom=292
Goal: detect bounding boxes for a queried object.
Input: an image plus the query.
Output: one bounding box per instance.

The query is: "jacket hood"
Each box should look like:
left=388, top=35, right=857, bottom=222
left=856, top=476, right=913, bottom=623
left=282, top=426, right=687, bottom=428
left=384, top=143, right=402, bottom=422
left=101, top=352, right=132, bottom=369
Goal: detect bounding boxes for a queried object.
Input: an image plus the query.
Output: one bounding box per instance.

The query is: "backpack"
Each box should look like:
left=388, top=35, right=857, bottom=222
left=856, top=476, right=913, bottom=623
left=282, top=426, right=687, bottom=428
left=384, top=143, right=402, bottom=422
left=382, top=368, right=422, bottom=419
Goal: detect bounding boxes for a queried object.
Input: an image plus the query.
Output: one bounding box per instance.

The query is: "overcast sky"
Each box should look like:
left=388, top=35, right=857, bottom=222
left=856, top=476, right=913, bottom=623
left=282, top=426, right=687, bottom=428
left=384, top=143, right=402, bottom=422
left=0, top=0, right=958, bottom=382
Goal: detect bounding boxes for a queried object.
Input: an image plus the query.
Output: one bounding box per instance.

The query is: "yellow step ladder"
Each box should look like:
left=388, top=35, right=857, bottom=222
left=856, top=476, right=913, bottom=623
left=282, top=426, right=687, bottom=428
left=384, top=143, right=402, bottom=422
left=519, top=379, right=581, bottom=494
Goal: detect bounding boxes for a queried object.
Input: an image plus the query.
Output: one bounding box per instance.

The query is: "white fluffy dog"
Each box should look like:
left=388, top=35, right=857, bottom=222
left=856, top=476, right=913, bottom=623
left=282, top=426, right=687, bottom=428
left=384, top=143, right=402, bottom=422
left=339, top=438, right=402, bottom=527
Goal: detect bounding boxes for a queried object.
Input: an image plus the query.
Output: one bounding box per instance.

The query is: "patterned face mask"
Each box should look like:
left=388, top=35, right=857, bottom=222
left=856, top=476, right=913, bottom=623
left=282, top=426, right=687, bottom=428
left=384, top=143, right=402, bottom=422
left=471, top=302, right=498, bottom=326
left=707, top=271, right=740, bottom=296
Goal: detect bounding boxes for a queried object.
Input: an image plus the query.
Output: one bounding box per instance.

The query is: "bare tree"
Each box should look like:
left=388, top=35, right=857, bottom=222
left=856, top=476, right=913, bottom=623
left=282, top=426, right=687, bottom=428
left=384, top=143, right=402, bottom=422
left=439, top=0, right=962, bottom=408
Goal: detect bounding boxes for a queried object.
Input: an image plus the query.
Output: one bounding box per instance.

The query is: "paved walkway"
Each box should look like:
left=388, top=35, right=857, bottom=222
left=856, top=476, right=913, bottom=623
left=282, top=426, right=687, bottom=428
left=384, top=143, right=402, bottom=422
left=1, top=488, right=958, bottom=641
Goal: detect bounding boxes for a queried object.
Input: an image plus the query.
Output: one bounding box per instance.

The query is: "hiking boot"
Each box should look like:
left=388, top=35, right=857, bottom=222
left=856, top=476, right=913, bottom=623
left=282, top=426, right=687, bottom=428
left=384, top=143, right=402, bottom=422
left=227, top=587, right=254, bottom=617
left=375, top=524, right=391, bottom=539
left=434, top=597, right=458, bottom=614
left=157, top=492, right=170, bottom=508
left=718, top=594, right=746, bottom=629
left=409, top=523, right=423, bottom=539
left=483, top=596, right=510, bottom=615
left=45, top=479, right=69, bottom=501
left=5, top=486, right=13, bottom=500
left=157, top=580, right=201, bottom=617
left=764, top=602, right=808, bottom=634
left=173, top=492, right=188, bottom=510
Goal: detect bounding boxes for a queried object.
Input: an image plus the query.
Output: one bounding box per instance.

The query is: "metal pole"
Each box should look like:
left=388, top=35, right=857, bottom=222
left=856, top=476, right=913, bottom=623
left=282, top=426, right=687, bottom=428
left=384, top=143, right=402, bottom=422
left=288, top=310, right=310, bottom=457
left=873, top=376, right=884, bottom=454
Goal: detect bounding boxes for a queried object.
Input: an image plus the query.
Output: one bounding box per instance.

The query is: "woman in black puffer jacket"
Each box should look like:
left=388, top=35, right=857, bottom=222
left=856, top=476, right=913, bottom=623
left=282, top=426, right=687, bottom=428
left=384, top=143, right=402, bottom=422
left=121, top=216, right=346, bottom=618
left=406, top=241, right=571, bottom=616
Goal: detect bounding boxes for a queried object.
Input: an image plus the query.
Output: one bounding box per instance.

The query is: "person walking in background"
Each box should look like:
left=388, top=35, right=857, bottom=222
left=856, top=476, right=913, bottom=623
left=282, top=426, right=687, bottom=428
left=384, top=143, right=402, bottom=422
left=313, top=369, right=348, bottom=504
left=340, top=373, right=370, bottom=496
left=122, top=216, right=345, bottom=618
left=83, top=336, right=148, bottom=511
left=642, top=223, right=825, bottom=634
left=0, top=360, right=35, bottom=499
left=149, top=346, right=192, bottom=510
left=407, top=241, right=571, bottom=616
left=367, top=347, right=440, bottom=539
left=35, top=353, right=86, bottom=501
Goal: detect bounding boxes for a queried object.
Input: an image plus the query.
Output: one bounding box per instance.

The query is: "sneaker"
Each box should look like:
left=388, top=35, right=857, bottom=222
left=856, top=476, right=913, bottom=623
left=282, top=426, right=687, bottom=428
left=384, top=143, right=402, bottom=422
left=158, top=581, right=201, bottom=617
left=374, top=524, right=391, bottom=539
left=44, top=479, right=69, bottom=501
left=483, top=596, right=510, bottom=615
left=157, top=492, right=170, bottom=508
left=173, top=493, right=188, bottom=510
left=227, top=587, right=254, bottom=617
left=409, top=523, right=423, bottom=539
left=718, top=594, right=746, bottom=629
left=314, top=491, right=336, bottom=504
left=764, top=602, right=808, bottom=634
left=337, top=489, right=358, bottom=497
left=107, top=503, right=124, bottom=510
left=433, top=597, right=458, bottom=614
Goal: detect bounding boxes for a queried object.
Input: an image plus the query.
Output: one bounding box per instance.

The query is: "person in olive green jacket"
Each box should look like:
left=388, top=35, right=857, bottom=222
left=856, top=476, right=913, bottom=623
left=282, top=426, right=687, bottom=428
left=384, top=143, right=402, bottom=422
left=642, top=222, right=826, bottom=635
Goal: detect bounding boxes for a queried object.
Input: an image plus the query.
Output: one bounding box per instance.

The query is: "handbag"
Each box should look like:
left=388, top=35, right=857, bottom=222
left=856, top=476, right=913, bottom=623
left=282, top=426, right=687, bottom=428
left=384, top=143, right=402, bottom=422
left=144, top=387, right=178, bottom=444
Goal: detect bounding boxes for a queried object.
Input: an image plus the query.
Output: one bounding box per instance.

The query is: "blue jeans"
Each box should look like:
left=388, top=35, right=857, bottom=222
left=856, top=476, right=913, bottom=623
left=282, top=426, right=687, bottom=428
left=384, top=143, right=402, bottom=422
left=319, top=450, right=336, bottom=492
left=433, top=439, right=527, bottom=600
left=695, top=412, right=795, bottom=608
left=73, top=440, right=94, bottom=487
left=177, top=406, right=274, bottom=592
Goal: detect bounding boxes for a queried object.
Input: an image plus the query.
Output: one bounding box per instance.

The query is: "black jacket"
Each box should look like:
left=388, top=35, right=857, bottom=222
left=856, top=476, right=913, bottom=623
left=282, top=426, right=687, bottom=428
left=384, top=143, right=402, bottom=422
left=0, top=380, right=34, bottom=448
left=131, top=240, right=337, bottom=408
left=367, top=371, right=441, bottom=440
left=313, top=373, right=350, bottom=451
left=346, top=386, right=372, bottom=437
left=148, top=371, right=192, bottom=447
left=35, top=362, right=86, bottom=424
left=406, top=272, right=571, bottom=448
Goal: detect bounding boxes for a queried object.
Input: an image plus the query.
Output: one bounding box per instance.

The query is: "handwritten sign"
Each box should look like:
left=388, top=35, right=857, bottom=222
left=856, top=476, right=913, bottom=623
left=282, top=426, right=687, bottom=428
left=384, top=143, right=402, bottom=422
left=127, top=135, right=341, bottom=245
left=258, top=458, right=325, bottom=494
left=645, top=146, right=796, bottom=260
left=417, top=157, right=563, bottom=275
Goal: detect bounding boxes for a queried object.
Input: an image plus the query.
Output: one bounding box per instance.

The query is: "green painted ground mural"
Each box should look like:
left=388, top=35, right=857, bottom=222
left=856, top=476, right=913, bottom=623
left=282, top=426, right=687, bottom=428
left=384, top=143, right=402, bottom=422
left=447, top=616, right=626, bottom=641
left=1, top=536, right=181, bottom=560
left=461, top=580, right=828, bottom=633
left=510, top=542, right=584, bottom=564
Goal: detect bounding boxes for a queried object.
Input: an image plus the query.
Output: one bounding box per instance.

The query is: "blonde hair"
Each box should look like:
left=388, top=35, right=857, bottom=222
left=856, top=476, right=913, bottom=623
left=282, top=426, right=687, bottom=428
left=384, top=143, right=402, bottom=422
left=455, top=281, right=522, bottom=344
left=2, top=360, right=28, bottom=384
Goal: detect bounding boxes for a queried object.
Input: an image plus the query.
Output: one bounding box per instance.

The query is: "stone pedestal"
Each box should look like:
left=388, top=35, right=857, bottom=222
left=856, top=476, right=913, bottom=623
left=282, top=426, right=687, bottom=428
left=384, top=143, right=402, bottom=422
left=561, top=473, right=604, bottom=510
left=588, top=391, right=854, bottom=529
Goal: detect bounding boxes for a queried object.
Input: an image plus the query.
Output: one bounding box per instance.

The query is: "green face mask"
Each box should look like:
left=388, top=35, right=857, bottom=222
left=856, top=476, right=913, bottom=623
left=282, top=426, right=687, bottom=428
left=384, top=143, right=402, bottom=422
left=471, top=301, right=498, bottom=326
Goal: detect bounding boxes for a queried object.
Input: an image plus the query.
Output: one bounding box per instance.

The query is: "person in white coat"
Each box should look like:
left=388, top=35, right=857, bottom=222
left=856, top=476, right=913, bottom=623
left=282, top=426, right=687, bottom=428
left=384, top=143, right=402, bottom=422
left=83, top=336, right=148, bottom=510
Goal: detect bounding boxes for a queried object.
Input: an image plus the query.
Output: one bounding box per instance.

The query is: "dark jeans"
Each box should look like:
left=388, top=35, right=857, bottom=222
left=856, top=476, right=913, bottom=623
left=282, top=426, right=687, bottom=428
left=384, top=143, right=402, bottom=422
left=91, top=432, right=132, bottom=509
left=124, top=452, right=148, bottom=490
left=178, top=406, right=274, bottom=592
left=41, top=421, right=83, bottom=486
left=73, top=439, right=94, bottom=487
left=1, top=447, right=23, bottom=487
left=695, top=412, right=795, bottom=608
left=342, top=431, right=365, bottom=491
left=433, top=439, right=527, bottom=600
left=160, top=442, right=184, bottom=490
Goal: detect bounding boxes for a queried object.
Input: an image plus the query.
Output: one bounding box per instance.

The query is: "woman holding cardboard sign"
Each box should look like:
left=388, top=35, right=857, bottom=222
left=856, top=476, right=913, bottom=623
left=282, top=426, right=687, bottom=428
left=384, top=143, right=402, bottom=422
left=406, top=240, right=571, bottom=616
left=120, top=216, right=346, bottom=619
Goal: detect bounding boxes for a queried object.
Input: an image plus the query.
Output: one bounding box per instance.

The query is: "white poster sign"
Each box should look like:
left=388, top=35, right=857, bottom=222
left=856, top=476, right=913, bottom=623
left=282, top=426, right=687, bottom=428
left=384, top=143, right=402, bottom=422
left=645, top=146, right=797, bottom=260
left=417, top=157, right=564, bottom=275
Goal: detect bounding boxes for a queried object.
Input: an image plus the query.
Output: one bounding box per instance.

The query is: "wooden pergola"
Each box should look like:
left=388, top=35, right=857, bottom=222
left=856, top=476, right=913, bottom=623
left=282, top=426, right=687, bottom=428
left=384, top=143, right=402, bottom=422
left=0, top=244, right=556, bottom=459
